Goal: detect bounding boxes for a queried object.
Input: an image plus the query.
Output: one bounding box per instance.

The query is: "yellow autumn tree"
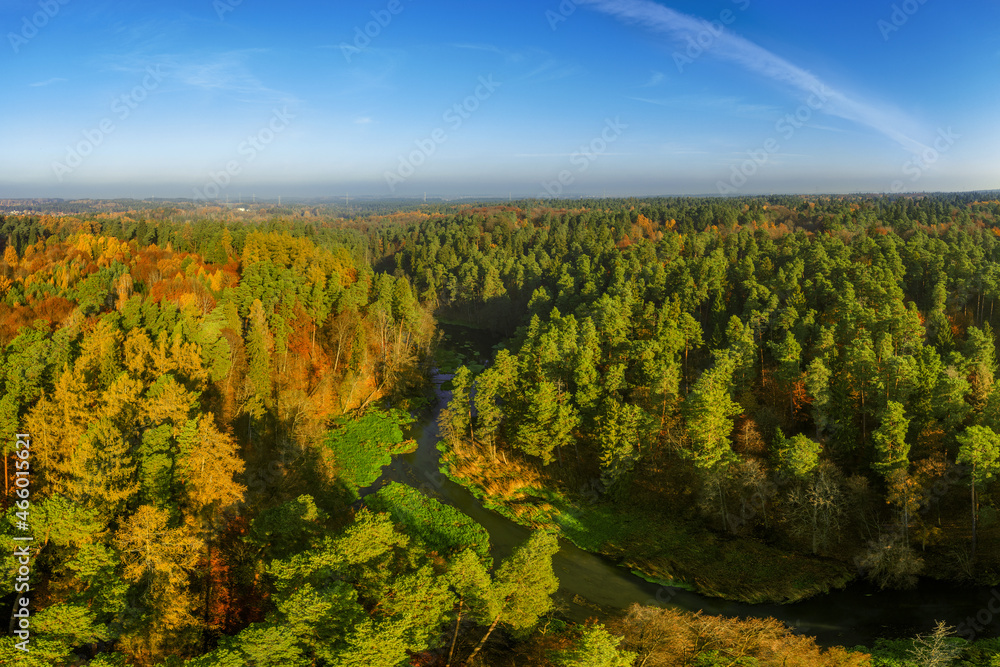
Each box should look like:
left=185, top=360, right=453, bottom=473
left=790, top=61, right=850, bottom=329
left=177, top=415, right=245, bottom=515
left=3, top=244, right=18, bottom=270
left=115, top=505, right=203, bottom=665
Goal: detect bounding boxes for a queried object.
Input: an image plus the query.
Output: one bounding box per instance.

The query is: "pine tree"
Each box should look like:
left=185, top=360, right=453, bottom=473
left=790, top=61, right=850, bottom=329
left=964, top=325, right=997, bottom=408
left=463, top=530, right=559, bottom=665
left=474, top=351, right=514, bottom=459
left=775, top=431, right=821, bottom=479
left=244, top=299, right=272, bottom=421
left=683, top=351, right=740, bottom=471
left=515, top=380, right=578, bottom=466
left=552, top=623, right=635, bottom=667
left=441, top=365, right=473, bottom=443
left=445, top=550, right=494, bottom=667
left=956, top=426, right=1000, bottom=557
left=574, top=318, right=602, bottom=420
left=596, top=399, right=648, bottom=489
left=805, top=357, right=832, bottom=437
left=872, top=401, right=911, bottom=476
left=770, top=330, right=803, bottom=419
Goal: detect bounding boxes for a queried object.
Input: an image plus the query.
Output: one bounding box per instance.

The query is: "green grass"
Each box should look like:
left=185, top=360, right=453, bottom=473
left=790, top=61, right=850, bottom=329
left=322, top=409, right=416, bottom=495
left=365, top=482, right=492, bottom=565
left=629, top=570, right=698, bottom=592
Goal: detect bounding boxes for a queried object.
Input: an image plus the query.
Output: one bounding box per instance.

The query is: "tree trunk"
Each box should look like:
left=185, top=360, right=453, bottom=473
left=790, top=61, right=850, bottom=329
left=203, top=529, right=214, bottom=652
left=660, top=397, right=668, bottom=439
left=684, top=344, right=690, bottom=395
left=333, top=324, right=347, bottom=375
left=463, top=610, right=503, bottom=666
left=971, top=480, right=978, bottom=559
left=3, top=453, right=7, bottom=511
left=446, top=599, right=464, bottom=667
left=760, top=343, right=765, bottom=384
left=902, top=503, right=909, bottom=549
left=717, top=480, right=728, bottom=532
left=811, top=502, right=819, bottom=555
left=861, top=389, right=867, bottom=441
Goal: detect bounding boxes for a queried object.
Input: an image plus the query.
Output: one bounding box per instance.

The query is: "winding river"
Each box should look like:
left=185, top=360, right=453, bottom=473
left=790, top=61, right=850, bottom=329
left=361, top=327, right=1000, bottom=648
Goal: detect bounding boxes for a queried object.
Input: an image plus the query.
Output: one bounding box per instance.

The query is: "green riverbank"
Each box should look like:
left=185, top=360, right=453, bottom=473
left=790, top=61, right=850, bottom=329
left=438, top=443, right=854, bottom=604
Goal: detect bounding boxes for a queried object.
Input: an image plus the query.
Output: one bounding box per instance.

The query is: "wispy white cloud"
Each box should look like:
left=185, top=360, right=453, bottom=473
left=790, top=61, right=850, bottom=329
left=451, top=43, right=526, bottom=63
left=173, top=50, right=298, bottom=104
left=641, top=71, right=665, bottom=87
left=518, top=58, right=584, bottom=83
left=447, top=44, right=582, bottom=84
left=29, top=77, right=68, bottom=87
left=630, top=96, right=671, bottom=107
left=100, top=49, right=300, bottom=106
left=734, top=103, right=779, bottom=116
left=579, top=0, right=930, bottom=154
left=806, top=123, right=852, bottom=134
left=728, top=151, right=809, bottom=158
left=354, top=117, right=374, bottom=124
left=630, top=94, right=779, bottom=119
left=663, top=149, right=710, bottom=155
left=513, top=152, right=629, bottom=157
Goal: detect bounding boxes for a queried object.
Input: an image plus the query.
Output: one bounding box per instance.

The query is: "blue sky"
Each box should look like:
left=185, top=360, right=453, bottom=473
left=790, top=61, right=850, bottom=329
left=2, top=0, right=998, bottom=199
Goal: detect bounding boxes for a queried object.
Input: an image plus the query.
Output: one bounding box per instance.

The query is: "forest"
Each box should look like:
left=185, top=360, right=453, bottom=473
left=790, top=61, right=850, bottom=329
left=3, top=193, right=1000, bottom=665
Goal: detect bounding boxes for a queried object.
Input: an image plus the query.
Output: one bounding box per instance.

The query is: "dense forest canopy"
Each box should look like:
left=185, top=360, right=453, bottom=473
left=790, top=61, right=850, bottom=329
left=3, top=193, right=1000, bottom=665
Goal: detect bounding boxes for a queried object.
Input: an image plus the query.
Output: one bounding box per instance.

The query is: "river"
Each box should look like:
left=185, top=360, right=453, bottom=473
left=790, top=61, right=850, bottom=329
left=361, top=325, right=998, bottom=648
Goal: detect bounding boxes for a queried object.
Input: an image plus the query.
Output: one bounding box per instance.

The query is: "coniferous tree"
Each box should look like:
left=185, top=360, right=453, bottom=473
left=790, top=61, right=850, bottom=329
left=872, top=401, right=911, bottom=477
left=956, top=426, right=1000, bottom=557
left=463, top=530, right=559, bottom=666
